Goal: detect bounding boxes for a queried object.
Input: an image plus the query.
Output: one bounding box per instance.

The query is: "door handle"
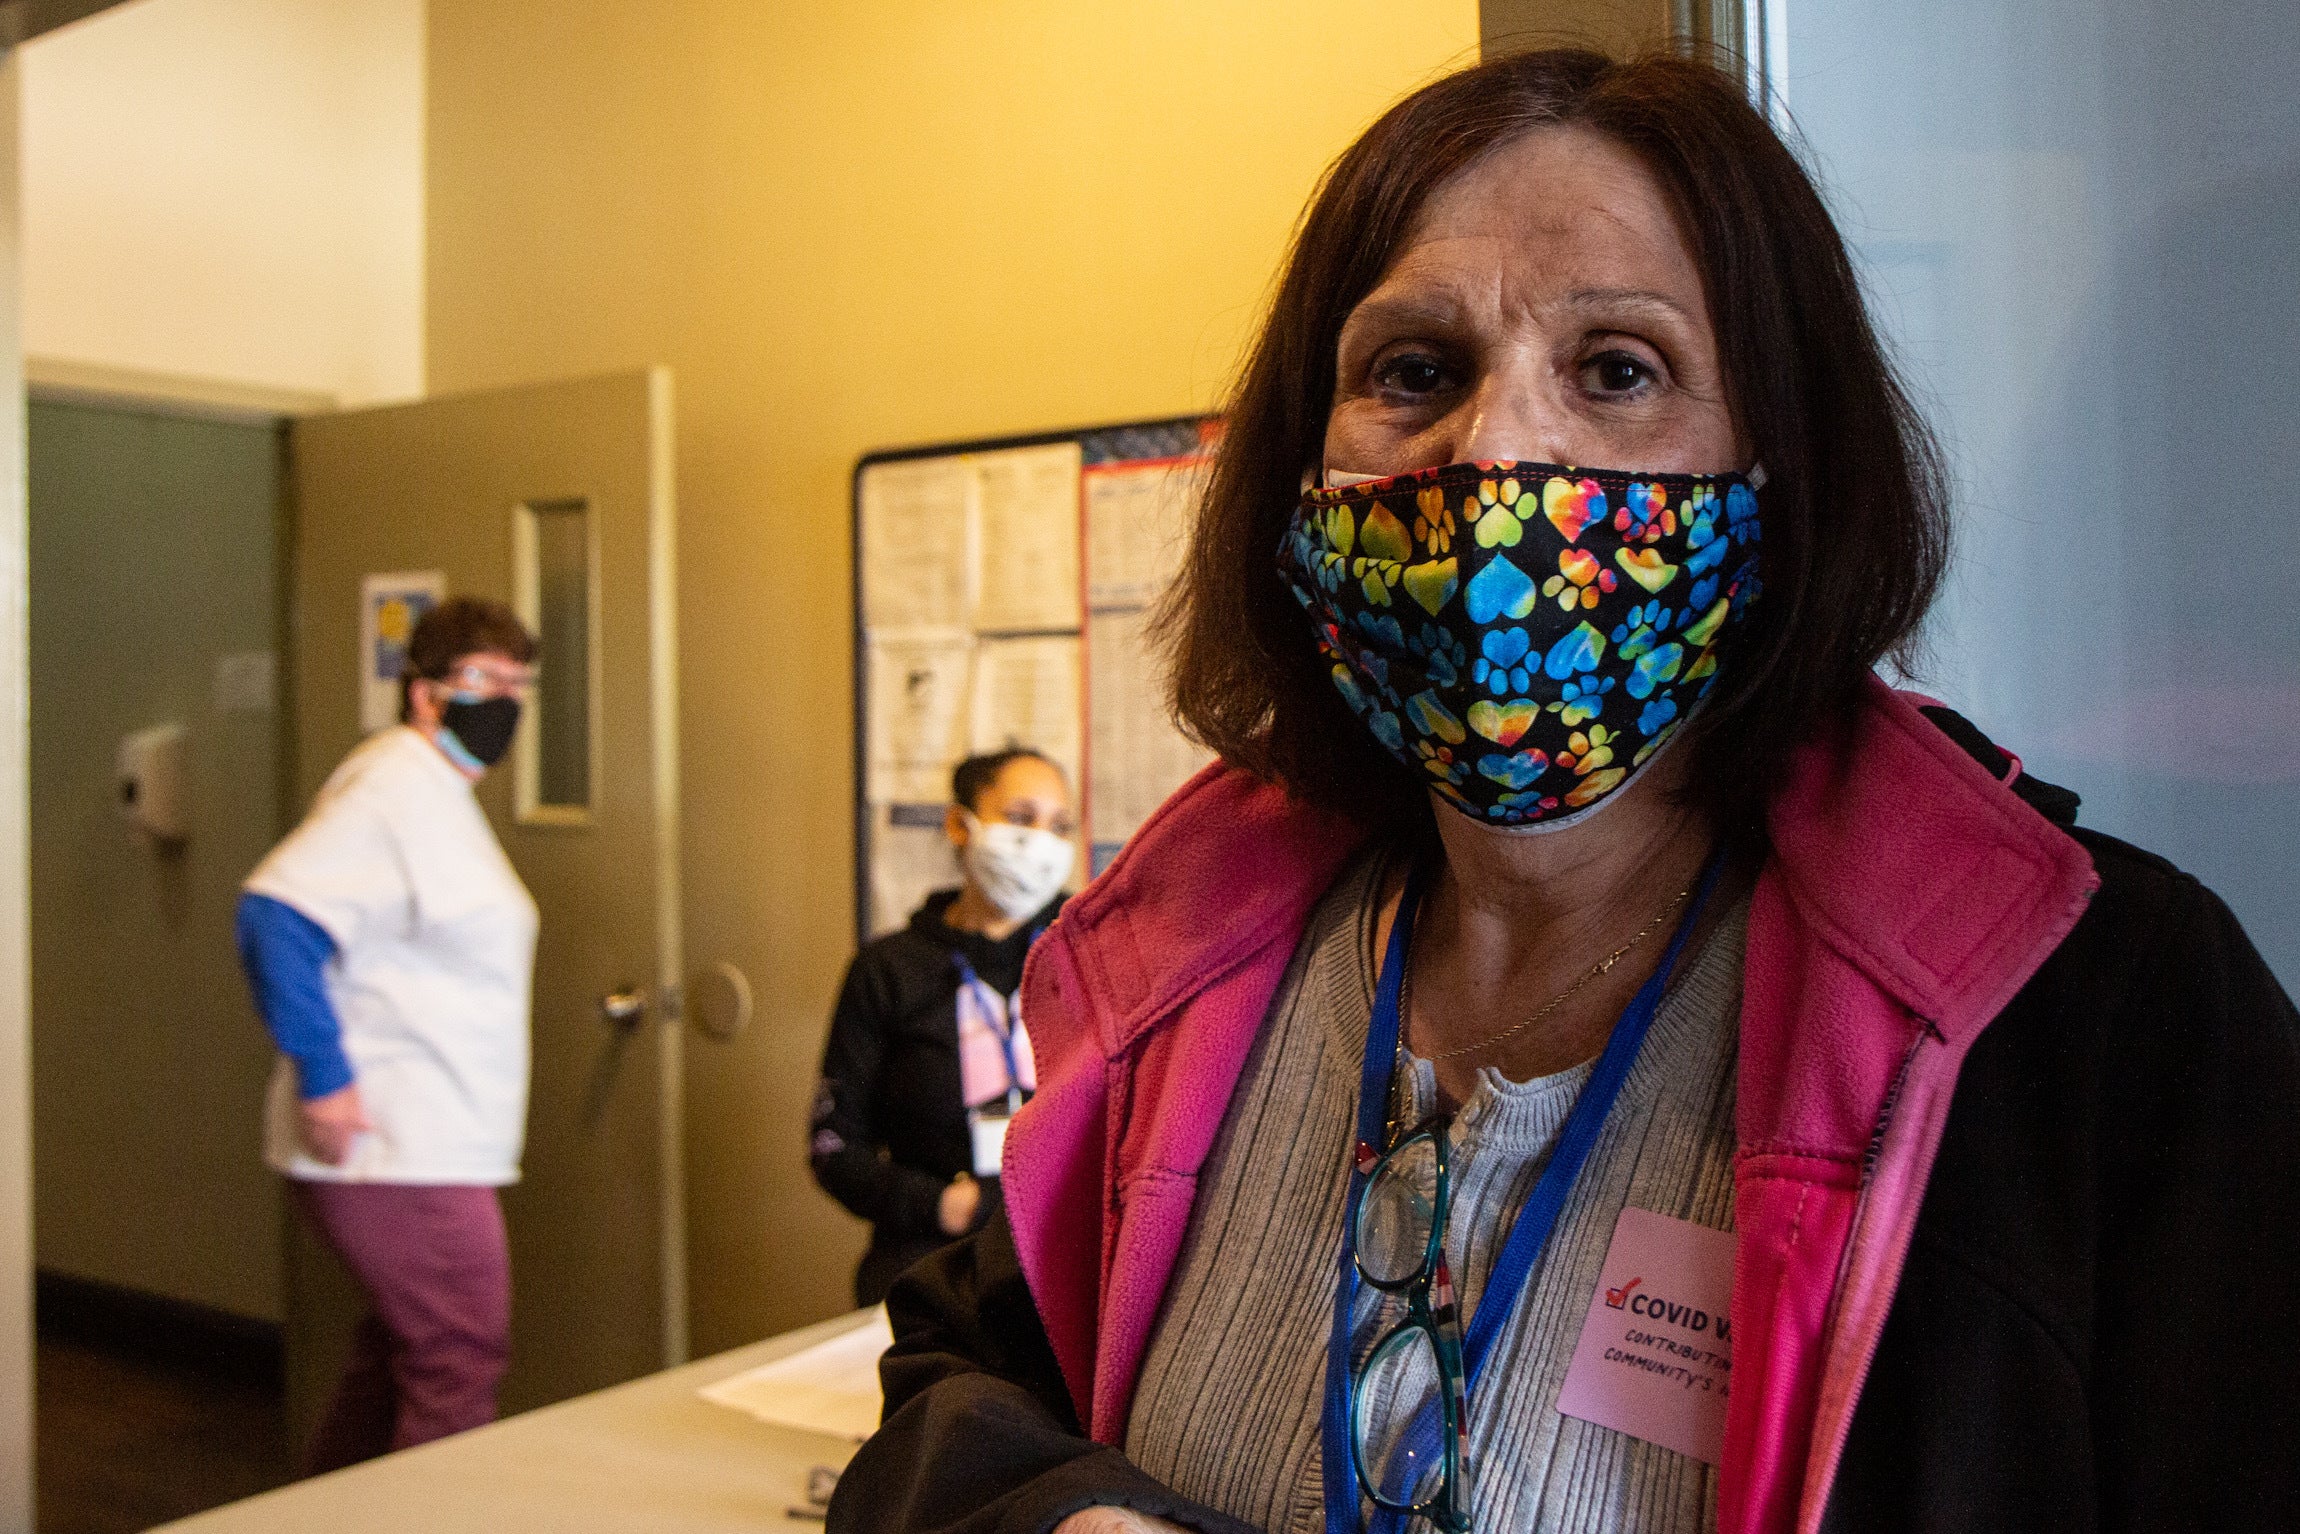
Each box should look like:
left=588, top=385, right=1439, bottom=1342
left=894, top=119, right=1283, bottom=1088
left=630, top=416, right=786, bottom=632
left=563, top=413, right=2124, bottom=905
left=599, top=986, right=649, bottom=1032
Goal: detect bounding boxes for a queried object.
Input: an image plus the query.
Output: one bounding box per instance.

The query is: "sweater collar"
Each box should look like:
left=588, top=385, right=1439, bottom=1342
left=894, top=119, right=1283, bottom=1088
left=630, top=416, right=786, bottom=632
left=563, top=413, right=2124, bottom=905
left=1042, top=679, right=2095, bottom=1055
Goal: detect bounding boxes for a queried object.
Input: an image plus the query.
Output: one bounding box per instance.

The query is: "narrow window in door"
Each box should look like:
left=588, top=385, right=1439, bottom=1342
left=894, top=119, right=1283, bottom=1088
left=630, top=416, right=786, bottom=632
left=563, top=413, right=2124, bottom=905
left=515, top=498, right=595, bottom=822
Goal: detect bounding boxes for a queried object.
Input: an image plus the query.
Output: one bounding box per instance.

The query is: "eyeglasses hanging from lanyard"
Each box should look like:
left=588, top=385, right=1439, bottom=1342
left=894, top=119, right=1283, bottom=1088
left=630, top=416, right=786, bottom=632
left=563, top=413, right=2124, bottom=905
left=1322, top=856, right=1723, bottom=1534
left=1347, top=1110, right=1472, bottom=1530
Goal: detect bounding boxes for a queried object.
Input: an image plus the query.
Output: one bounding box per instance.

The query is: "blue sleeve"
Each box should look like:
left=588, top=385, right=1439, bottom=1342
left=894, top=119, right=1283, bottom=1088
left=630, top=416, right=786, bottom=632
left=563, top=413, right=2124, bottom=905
left=235, top=891, right=354, bottom=1100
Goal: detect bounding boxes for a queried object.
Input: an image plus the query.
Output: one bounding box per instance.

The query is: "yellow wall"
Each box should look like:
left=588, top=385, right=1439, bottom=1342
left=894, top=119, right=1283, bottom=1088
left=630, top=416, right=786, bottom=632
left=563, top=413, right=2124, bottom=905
left=23, top=0, right=423, bottom=404
left=426, top=0, right=1479, bottom=1349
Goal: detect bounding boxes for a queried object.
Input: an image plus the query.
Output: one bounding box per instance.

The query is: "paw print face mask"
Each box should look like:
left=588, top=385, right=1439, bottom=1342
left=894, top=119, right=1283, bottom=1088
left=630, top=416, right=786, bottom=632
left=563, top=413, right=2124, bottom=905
left=1275, top=459, right=1762, bottom=830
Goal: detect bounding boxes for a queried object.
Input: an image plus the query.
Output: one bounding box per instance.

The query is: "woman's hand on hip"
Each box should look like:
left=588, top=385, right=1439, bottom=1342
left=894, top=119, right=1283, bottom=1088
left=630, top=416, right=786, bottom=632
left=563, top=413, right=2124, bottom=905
left=298, top=1082, right=371, bottom=1165
left=1054, top=1511, right=1192, bottom=1534
left=937, top=1172, right=982, bottom=1235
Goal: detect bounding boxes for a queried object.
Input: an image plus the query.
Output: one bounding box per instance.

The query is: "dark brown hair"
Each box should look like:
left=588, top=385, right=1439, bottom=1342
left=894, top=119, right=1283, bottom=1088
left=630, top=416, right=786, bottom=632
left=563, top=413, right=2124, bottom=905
left=1159, top=48, right=1947, bottom=836
left=953, top=746, right=1059, bottom=811
left=399, top=596, right=537, bottom=720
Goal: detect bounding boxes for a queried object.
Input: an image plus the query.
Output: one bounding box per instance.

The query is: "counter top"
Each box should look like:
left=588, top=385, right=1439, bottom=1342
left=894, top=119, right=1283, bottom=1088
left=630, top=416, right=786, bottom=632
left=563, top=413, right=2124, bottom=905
left=154, top=1312, right=874, bottom=1533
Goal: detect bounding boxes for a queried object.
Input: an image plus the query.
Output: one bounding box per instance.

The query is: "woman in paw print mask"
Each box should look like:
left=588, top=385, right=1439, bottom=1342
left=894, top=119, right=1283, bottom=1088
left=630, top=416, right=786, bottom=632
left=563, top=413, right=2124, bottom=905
left=831, top=49, right=2300, bottom=1534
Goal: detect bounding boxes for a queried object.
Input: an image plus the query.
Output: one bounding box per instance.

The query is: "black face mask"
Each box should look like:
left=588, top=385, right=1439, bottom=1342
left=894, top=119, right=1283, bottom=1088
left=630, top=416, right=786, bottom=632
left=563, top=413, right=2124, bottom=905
left=440, top=695, right=521, bottom=768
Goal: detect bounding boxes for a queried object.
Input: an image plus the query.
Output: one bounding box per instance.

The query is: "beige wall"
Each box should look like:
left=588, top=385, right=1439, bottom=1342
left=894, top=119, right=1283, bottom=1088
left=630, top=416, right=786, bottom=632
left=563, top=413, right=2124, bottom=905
left=426, top=0, right=1479, bottom=1351
left=21, top=0, right=423, bottom=405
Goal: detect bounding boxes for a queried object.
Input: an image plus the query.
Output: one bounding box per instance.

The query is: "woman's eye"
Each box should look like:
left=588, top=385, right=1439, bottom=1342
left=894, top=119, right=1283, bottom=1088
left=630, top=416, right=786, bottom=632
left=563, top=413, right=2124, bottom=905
left=1373, top=352, right=1451, bottom=398
left=1585, top=351, right=1657, bottom=396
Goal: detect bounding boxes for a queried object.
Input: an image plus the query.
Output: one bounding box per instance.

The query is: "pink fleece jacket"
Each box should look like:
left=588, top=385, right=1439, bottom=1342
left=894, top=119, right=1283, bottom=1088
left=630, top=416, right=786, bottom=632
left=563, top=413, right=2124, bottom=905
left=1000, top=678, right=2100, bottom=1534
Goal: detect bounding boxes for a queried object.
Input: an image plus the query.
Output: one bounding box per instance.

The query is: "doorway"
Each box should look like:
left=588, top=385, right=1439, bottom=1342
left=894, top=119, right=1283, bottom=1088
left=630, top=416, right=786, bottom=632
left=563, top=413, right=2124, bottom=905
left=26, top=367, right=691, bottom=1524
left=27, top=385, right=298, bottom=1528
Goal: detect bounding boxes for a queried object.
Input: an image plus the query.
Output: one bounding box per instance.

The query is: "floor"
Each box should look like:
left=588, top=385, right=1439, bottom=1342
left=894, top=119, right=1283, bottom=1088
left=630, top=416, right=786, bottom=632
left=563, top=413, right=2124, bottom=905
left=36, top=1330, right=294, bottom=1534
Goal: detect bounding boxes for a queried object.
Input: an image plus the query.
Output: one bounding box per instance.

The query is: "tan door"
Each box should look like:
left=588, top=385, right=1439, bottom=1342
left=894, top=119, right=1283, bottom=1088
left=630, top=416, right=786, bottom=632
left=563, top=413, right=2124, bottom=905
left=284, top=370, right=684, bottom=1423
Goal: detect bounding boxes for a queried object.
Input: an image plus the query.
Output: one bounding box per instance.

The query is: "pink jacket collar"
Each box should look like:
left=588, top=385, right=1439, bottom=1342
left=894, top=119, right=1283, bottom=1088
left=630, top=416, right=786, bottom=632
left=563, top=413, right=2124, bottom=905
left=1002, top=678, right=2097, bottom=1532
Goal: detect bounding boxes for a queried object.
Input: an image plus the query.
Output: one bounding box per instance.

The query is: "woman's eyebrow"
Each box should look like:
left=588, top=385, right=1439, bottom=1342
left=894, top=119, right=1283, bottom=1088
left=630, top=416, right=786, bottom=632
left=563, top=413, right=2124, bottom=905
left=1338, top=292, right=1470, bottom=338
left=1562, top=286, right=1698, bottom=326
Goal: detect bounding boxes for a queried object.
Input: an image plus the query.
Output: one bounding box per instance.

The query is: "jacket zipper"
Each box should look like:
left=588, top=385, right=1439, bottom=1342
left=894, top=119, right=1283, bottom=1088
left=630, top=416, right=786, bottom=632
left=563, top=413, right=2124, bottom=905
left=1797, top=1019, right=1936, bottom=1532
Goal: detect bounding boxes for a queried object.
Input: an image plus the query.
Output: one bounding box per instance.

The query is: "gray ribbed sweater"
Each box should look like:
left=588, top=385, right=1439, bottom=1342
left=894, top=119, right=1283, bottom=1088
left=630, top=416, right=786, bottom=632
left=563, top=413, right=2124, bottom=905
left=1124, top=850, right=1744, bottom=1533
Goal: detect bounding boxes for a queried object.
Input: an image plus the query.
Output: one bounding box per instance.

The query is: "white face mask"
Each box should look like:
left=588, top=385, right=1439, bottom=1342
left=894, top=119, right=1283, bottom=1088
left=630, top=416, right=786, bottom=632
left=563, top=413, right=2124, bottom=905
left=958, top=811, right=1075, bottom=922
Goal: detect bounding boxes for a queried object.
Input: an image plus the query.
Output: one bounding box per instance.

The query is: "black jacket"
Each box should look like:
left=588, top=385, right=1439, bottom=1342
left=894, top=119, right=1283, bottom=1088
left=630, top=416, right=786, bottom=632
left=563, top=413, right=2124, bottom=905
left=827, top=744, right=2300, bottom=1532
left=811, top=890, right=1061, bottom=1306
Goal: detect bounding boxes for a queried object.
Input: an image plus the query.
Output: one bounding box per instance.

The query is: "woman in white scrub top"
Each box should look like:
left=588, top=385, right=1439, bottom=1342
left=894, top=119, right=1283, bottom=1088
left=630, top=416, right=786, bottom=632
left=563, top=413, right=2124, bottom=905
left=236, top=597, right=538, bottom=1470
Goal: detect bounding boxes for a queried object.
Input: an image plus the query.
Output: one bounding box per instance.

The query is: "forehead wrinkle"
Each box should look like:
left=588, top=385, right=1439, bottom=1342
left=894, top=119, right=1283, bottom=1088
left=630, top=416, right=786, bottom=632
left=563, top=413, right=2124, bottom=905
left=1347, top=208, right=1709, bottom=352
left=1340, top=249, right=1502, bottom=337
left=1558, top=286, right=1701, bottom=327
left=1413, top=206, right=1699, bottom=303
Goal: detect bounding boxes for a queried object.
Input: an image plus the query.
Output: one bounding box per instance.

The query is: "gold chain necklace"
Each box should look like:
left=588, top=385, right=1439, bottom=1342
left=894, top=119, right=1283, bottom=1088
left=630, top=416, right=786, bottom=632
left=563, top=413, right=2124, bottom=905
left=1404, top=878, right=1696, bottom=1064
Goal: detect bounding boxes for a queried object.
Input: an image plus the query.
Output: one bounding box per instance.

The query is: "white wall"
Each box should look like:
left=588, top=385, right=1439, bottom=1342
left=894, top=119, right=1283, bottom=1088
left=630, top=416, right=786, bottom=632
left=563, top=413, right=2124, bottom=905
left=20, top=0, right=422, bottom=405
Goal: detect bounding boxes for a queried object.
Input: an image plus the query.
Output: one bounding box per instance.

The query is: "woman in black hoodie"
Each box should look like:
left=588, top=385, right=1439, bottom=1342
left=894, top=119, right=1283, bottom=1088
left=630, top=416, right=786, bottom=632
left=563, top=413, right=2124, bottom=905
left=810, top=748, right=1076, bottom=1306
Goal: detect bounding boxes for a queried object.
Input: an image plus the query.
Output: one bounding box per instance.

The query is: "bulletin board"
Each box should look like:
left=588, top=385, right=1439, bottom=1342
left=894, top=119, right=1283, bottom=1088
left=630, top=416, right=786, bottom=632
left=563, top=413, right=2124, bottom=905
left=852, top=417, right=1222, bottom=942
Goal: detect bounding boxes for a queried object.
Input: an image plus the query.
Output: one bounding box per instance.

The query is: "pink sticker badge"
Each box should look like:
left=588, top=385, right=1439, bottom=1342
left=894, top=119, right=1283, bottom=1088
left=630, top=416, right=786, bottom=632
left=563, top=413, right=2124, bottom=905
left=1555, top=1206, right=1736, bottom=1464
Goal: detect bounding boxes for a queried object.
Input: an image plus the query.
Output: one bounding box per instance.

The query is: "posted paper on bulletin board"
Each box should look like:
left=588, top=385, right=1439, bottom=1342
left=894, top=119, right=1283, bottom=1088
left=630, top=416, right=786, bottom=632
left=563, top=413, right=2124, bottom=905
left=1081, top=455, right=1212, bottom=871
left=860, top=441, right=1084, bottom=635
left=973, top=443, right=1084, bottom=632
left=856, top=423, right=1215, bottom=940
left=1086, top=607, right=1209, bottom=874
left=867, top=630, right=976, bottom=805
left=360, top=571, right=444, bottom=734
left=1084, top=455, right=1202, bottom=609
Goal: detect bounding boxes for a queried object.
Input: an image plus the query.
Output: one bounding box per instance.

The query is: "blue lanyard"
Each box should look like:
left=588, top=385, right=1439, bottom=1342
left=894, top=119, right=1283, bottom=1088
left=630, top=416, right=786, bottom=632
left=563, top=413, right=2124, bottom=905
left=952, top=935, right=1038, bottom=1099
left=1320, top=858, right=1721, bottom=1533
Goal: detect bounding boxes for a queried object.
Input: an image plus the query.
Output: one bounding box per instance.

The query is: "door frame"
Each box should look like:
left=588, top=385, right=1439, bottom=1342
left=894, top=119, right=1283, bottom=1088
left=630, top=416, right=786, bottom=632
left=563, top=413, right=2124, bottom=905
left=0, top=50, right=32, bottom=1532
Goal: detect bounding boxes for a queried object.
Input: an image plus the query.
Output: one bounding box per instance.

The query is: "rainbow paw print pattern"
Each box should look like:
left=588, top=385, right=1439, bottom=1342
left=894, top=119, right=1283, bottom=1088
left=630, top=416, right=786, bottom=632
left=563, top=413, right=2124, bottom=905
left=1277, top=460, right=1761, bottom=826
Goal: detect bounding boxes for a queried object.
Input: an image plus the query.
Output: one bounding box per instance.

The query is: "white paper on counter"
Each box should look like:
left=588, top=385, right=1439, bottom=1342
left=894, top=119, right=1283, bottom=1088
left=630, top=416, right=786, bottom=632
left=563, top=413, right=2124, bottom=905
left=860, top=456, right=975, bottom=630
left=698, top=1309, right=894, bottom=1442
left=971, top=441, right=1083, bottom=632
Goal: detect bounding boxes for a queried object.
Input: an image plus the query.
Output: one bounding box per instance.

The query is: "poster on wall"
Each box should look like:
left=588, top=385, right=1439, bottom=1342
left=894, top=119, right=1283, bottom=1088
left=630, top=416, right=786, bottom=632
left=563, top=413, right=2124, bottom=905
left=359, top=570, right=445, bottom=734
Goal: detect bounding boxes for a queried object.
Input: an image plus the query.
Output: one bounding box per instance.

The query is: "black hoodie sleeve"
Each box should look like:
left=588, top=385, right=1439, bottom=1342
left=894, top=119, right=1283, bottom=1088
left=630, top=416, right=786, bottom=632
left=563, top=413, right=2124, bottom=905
left=1824, top=839, right=2300, bottom=1534
left=826, top=1209, right=1254, bottom=1534
left=2090, top=873, right=2300, bottom=1529
left=810, top=951, right=949, bottom=1240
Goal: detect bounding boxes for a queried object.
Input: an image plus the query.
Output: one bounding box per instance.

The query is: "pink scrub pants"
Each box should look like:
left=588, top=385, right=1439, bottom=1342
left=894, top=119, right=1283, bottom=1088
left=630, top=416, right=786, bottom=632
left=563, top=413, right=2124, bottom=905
left=291, top=1180, right=511, bottom=1472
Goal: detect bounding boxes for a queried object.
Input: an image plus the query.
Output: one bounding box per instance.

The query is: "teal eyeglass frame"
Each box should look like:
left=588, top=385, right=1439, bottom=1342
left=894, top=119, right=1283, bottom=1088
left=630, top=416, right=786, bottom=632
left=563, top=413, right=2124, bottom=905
left=1346, top=1114, right=1472, bottom=1533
